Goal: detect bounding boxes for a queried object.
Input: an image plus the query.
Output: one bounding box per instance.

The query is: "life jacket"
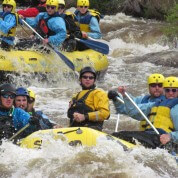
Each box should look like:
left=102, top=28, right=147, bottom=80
left=36, top=13, right=58, bottom=38
left=0, top=12, right=18, bottom=38
left=67, top=89, right=104, bottom=130
left=140, top=98, right=178, bottom=132
left=0, top=107, right=16, bottom=141
left=74, top=9, right=102, bottom=32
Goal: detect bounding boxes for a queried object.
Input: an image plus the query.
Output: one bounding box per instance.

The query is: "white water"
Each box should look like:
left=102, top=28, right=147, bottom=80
left=0, top=13, right=178, bottom=178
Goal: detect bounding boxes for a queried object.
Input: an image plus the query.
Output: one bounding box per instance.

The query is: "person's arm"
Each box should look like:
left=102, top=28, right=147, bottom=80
left=87, top=16, right=101, bottom=39
left=87, top=89, right=110, bottom=121
left=169, top=105, right=178, bottom=144
left=18, top=8, right=40, bottom=17
left=0, top=14, right=16, bottom=34
left=25, top=13, right=44, bottom=28
left=123, top=95, right=155, bottom=120
left=48, top=17, right=66, bottom=46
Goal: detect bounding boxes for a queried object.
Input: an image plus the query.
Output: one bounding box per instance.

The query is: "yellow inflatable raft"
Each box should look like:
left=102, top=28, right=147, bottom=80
left=20, top=127, right=136, bottom=149
left=0, top=49, right=108, bottom=74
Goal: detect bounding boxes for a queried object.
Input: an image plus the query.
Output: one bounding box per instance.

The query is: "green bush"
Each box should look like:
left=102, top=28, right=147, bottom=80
left=164, top=4, right=178, bottom=37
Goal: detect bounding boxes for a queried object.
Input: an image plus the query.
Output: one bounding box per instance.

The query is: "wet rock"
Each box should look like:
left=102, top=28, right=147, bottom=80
left=121, top=0, right=176, bottom=20
left=125, top=50, right=178, bottom=68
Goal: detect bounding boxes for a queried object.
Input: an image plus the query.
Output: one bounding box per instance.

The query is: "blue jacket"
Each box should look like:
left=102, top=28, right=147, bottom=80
left=113, top=94, right=165, bottom=120
left=0, top=107, right=30, bottom=130
left=170, top=104, right=178, bottom=143
left=25, top=12, right=66, bottom=47
left=0, top=12, right=17, bottom=45
left=34, top=110, right=56, bottom=129
left=75, top=10, right=101, bottom=39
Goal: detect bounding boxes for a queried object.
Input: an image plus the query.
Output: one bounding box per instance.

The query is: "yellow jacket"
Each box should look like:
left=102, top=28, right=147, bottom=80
left=72, top=88, right=110, bottom=122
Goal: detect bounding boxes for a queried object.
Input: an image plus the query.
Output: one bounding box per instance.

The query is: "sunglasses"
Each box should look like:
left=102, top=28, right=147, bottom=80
left=3, top=4, right=12, bottom=8
left=2, top=93, right=15, bottom=99
left=150, top=83, right=163, bottom=88
left=58, top=5, right=65, bottom=9
left=46, top=5, right=56, bottom=10
left=165, top=88, right=177, bottom=93
left=28, top=99, right=35, bottom=104
left=79, top=6, right=88, bottom=8
left=82, top=75, right=95, bottom=80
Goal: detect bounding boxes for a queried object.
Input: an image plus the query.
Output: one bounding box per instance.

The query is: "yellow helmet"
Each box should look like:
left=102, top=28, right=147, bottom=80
left=77, top=0, right=89, bottom=7
left=46, top=0, right=59, bottom=10
left=58, top=0, right=65, bottom=5
left=163, top=76, right=178, bottom=88
left=148, top=73, right=165, bottom=85
left=2, top=0, right=16, bottom=13
left=28, top=89, right=36, bottom=100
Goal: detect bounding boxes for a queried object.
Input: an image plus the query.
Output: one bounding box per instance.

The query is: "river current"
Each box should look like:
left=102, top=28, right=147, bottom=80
left=0, top=13, right=178, bottom=177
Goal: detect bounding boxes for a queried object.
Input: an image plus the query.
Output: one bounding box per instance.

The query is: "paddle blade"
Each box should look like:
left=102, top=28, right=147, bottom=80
left=79, top=39, right=109, bottom=54
left=52, top=47, right=75, bottom=71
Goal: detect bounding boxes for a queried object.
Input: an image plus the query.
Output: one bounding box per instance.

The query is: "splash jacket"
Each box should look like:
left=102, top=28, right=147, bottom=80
left=0, top=12, right=19, bottom=45
left=0, top=106, right=30, bottom=141
left=68, top=88, right=110, bottom=131
left=18, top=2, right=46, bottom=17
left=74, top=9, right=101, bottom=39
left=25, top=12, right=66, bottom=47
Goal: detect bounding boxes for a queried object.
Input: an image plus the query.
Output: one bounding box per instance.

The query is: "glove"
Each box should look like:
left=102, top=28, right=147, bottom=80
left=29, top=116, right=40, bottom=125
left=108, top=90, right=118, bottom=101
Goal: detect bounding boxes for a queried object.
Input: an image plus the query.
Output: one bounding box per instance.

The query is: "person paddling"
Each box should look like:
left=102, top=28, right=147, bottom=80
left=113, top=76, right=178, bottom=150
left=74, top=0, right=102, bottom=51
left=0, top=0, right=19, bottom=51
left=108, top=73, right=165, bottom=121
left=16, top=0, right=66, bottom=50
left=67, top=66, right=110, bottom=131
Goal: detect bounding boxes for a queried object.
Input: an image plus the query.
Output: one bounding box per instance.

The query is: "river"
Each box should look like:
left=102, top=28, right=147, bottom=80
left=0, top=12, right=178, bottom=178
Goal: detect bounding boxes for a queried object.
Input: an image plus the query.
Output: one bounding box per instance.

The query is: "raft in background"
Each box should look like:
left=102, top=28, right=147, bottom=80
left=20, top=127, right=136, bottom=149
left=0, top=48, right=109, bottom=81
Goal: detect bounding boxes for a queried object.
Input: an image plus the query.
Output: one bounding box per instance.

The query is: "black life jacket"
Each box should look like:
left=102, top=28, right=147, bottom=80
left=67, top=89, right=94, bottom=126
left=0, top=113, right=16, bottom=141
left=67, top=89, right=104, bottom=131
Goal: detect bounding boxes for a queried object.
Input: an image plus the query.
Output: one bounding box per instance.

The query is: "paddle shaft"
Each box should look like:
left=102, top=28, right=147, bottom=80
left=21, top=19, right=75, bottom=71
left=124, top=92, right=160, bottom=135
left=8, top=123, right=30, bottom=141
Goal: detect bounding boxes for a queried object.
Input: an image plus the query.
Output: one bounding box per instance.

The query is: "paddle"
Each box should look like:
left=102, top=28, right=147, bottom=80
left=124, top=92, right=160, bottom=135
left=75, top=37, right=109, bottom=54
left=115, top=96, right=124, bottom=132
left=8, top=123, right=30, bottom=141
left=21, top=19, right=75, bottom=71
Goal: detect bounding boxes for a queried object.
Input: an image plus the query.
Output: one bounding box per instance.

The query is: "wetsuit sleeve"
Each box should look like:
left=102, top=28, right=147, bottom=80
left=88, top=90, right=110, bottom=121
left=47, top=17, right=66, bottom=47
left=87, top=16, right=101, bottom=39
left=25, top=13, right=44, bottom=28
left=0, top=14, right=16, bottom=34
left=123, top=95, right=155, bottom=120
left=170, top=105, right=178, bottom=144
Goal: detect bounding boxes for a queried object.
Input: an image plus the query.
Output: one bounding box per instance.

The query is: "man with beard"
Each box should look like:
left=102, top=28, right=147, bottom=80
left=67, top=66, right=110, bottom=131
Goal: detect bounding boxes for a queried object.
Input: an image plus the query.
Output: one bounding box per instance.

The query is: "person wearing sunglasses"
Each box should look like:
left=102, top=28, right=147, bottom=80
left=108, top=73, right=165, bottom=121
left=18, top=0, right=47, bottom=18
left=0, top=83, right=31, bottom=142
left=67, top=66, right=110, bottom=131
left=57, top=0, right=82, bottom=52
left=18, top=0, right=66, bottom=49
left=74, top=0, right=102, bottom=51
left=0, top=0, right=20, bottom=51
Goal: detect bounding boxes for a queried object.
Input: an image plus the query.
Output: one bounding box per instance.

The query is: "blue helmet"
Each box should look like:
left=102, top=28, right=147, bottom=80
left=16, top=87, right=29, bottom=97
